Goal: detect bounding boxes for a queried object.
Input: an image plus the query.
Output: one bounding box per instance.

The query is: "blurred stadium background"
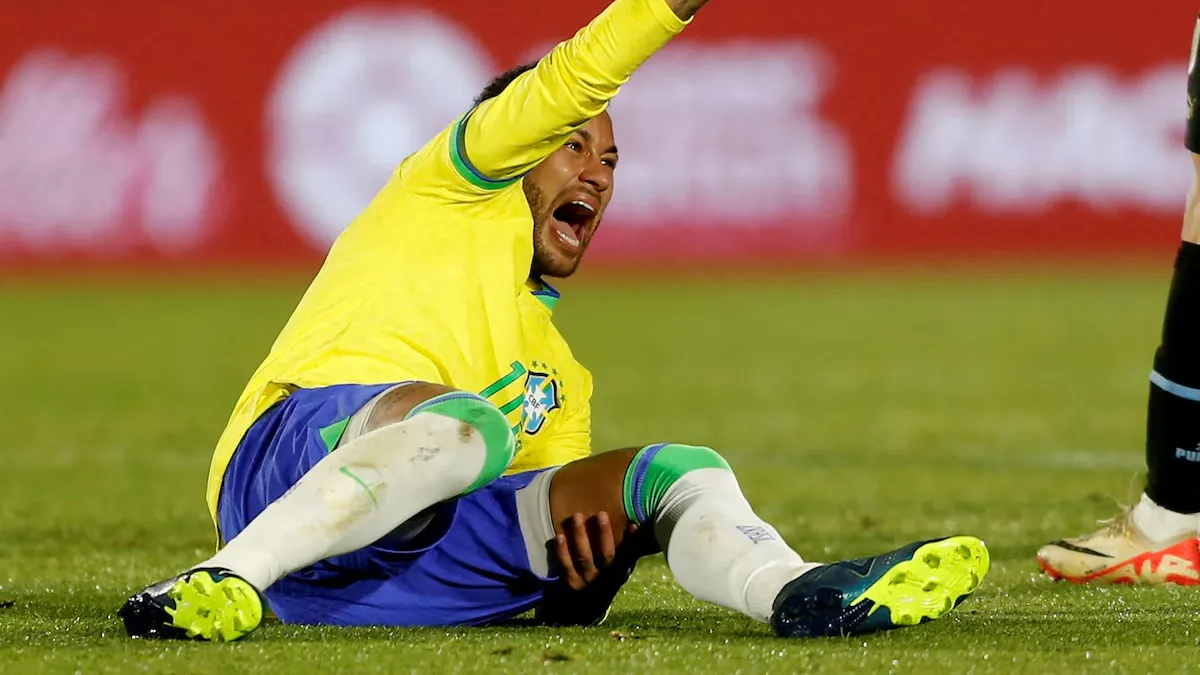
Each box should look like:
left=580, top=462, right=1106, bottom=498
left=3, top=1, right=1200, bottom=672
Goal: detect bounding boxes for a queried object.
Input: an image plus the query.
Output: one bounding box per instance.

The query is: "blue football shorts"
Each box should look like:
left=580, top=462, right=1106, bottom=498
left=216, top=382, right=561, bottom=627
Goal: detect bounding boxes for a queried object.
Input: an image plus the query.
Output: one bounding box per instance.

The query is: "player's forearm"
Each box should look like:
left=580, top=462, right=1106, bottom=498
left=461, top=0, right=689, bottom=181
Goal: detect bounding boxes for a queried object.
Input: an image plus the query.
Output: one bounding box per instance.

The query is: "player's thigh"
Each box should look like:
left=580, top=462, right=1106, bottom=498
left=341, top=381, right=460, bottom=439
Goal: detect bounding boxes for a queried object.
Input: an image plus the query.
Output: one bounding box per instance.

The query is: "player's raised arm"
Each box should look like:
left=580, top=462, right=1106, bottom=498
left=449, top=0, right=711, bottom=189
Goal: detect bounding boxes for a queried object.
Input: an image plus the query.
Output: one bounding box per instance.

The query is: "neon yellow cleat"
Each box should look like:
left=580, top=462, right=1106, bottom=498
left=119, top=568, right=264, bottom=642
left=771, top=535, right=990, bottom=638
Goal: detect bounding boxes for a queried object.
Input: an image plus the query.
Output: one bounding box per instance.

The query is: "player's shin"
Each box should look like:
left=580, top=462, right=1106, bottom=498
left=623, top=444, right=818, bottom=623
left=203, top=393, right=515, bottom=591
left=1137, top=240, right=1200, bottom=538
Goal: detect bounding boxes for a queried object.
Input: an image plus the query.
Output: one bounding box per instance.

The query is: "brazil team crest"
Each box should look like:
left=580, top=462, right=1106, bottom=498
left=521, top=369, right=561, bottom=435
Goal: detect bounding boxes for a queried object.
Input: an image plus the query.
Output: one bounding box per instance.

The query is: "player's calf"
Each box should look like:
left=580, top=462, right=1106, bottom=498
left=621, top=443, right=815, bottom=622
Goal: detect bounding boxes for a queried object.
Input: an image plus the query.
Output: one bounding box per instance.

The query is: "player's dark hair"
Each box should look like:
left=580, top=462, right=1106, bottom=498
left=473, top=61, right=539, bottom=107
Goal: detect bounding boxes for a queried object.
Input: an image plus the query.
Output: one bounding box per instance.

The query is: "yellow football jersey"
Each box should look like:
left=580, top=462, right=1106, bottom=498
left=507, top=280, right=594, bottom=474
left=205, top=0, right=686, bottom=521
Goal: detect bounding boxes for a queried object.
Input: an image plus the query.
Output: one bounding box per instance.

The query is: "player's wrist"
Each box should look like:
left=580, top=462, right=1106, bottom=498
left=658, top=0, right=703, bottom=24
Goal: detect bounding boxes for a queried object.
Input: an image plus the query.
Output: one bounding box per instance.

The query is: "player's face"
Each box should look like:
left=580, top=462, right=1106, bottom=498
left=524, top=113, right=617, bottom=278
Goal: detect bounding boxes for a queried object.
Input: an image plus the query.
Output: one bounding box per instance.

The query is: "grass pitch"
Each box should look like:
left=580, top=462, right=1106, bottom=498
left=2, top=269, right=1199, bottom=673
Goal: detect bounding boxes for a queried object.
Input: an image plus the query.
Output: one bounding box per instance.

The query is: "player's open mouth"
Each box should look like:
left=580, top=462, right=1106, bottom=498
left=550, top=200, right=595, bottom=251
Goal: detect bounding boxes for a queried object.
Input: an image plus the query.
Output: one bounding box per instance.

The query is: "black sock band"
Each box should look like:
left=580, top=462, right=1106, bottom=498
left=1145, top=242, right=1200, bottom=513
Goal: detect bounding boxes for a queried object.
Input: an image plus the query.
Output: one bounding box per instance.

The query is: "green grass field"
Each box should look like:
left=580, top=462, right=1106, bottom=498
left=2, top=270, right=1198, bottom=673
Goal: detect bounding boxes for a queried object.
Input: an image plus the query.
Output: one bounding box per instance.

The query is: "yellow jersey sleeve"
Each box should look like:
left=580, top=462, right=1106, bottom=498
left=445, top=0, right=687, bottom=193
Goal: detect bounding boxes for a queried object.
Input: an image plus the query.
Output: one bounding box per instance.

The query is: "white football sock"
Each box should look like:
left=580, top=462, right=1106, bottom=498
left=1131, top=492, right=1200, bottom=543
left=202, top=412, right=489, bottom=591
left=654, top=468, right=819, bottom=623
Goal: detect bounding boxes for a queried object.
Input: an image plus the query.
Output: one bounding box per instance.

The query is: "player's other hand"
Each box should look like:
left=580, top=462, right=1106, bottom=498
left=537, top=511, right=652, bottom=626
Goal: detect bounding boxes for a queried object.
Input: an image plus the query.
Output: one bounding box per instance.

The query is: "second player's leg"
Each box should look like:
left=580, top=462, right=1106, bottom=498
left=542, top=444, right=990, bottom=637
left=1141, top=157, right=1200, bottom=530
left=1035, top=121, right=1200, bottom=584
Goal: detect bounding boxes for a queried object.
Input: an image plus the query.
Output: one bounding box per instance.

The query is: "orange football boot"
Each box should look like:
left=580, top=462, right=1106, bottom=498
left=1037, top=511, right=1200, bottom=585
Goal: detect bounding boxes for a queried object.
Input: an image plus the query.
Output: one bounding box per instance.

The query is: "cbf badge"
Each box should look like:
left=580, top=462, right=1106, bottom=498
left=521, top=365, right=562, bottom=435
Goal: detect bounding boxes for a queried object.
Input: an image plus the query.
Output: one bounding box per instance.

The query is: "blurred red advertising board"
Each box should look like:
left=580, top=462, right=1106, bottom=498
left=0, top=0, right=1194, bottom=270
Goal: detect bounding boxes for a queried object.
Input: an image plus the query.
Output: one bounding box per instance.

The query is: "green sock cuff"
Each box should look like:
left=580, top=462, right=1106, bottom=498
left=622, top=443, right=731, bottom=524
left=407, top=392, right=516, bottom=493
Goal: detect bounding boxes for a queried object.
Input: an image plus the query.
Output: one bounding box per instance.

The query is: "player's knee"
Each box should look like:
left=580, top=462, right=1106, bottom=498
left=621, top=443, right=731, bottom=524
left=406, top=391, right=516, bottom=492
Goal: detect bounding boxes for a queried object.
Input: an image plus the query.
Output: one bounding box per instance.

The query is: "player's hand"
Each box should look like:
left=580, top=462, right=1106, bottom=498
left=537, top=511, right=650, bottom=626
left=554, top=511, right=632, bottom=591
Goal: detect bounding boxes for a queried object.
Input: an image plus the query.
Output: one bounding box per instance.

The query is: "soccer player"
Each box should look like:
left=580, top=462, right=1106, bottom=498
left=120, top=0, right=991, bottom=640
left=1037, top=16, right=1200, bottom=584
